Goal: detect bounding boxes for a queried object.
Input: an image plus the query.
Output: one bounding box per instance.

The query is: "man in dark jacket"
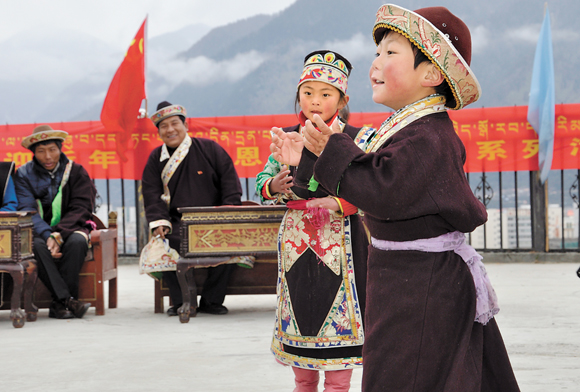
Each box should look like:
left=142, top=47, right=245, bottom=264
left=14, top=125, right=96, bottom=319
left=142, top=101, right=242, bottom=316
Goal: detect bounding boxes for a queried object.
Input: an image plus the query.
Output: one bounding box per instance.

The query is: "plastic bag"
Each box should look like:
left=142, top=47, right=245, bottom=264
left=139, top=236, right=180, bottom=280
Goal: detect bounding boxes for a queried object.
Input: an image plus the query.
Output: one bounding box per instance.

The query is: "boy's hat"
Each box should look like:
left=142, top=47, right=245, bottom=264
left=297, top=50, right=352, bottom=95
left=150, top=101, right=187, bottom=127
left=21, top=125, right=68, bottom=150
left=373, top=4, right=481, bottom=109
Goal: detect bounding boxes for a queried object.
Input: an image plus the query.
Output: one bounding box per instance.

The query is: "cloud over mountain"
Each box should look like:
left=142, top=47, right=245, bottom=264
left=2, top=0, right=579, bottom=124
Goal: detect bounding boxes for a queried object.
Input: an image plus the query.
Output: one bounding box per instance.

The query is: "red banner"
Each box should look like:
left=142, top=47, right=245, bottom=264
left=1, top=103, right=579, bottom=179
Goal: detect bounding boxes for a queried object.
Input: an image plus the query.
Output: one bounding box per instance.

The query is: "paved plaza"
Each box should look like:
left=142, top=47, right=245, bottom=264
left=1, top=261, right=579, bottom=391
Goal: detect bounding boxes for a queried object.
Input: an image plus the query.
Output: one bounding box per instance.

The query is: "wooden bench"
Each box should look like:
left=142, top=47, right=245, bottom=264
left=26, top=212, right=118, bottom=316
left=153, top=204, right=285, bottom=322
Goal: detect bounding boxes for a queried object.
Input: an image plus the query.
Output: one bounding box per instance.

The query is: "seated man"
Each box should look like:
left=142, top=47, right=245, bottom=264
left=0, top=161, right=17, bottom=211
left=142, top=101, right=242, bottom=316
left=14, top=125, right=96, bottom=319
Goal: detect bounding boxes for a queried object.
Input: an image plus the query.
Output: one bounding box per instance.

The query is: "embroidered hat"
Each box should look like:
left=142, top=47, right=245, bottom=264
left=372, top=4, right=481, bottom=109
left=297, top=50, right=352, bottom=95
left=150, top=101, right=187, bottom=127
left=21, top=125, right=69, bottom=150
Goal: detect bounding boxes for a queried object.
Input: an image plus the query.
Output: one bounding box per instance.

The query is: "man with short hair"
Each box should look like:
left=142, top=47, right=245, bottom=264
left=14, top=125, right=96, bottom=319
left=142, top=101, right=242, bottom=316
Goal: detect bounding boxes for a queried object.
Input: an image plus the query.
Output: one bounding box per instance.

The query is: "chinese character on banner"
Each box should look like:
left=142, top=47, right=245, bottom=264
left=5, top=151, right=33, bottom=168
left=522, top=140, right=539, bottom=159
left=476, top=141, right=507, bottom=161
left=89, top=150, right=119, bottom=169
left=235, top=147, right=263, bottom=167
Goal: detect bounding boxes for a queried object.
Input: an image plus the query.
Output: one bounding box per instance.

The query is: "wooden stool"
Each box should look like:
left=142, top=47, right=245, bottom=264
left=0, top=212, right=37, bottom=328
left=174, top=205, right=285, bottom=323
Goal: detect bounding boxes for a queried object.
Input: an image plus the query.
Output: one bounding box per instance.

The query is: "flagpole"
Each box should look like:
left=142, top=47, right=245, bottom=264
left=542, top=2, right=550, bottom=252
left=137, top=15, right=149, bottom=252
left=144, top=14, right=149, bottom=117
left=528, top=4, right=554, bottom=252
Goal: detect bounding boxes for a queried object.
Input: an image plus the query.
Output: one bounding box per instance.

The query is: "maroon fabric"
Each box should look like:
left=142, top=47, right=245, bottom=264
left=373, top=6, right=472, bottom=65
left=414, top=7, right=472, bottom=64
left=296, top=111, right=519, bottom=391
left=311, top=112, right=487, bottom=240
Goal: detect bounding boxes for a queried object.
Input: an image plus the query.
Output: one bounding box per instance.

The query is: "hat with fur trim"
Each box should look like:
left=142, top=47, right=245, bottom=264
left=297, top=50, right=352, bottom=95
left=21, top=125, right=68, bottom=150
left=150, top=101, right=187, bottom=127
left=372, top=4, right=481, bottom=109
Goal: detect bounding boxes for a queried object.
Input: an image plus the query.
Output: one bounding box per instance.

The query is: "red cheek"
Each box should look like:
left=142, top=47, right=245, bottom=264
left=382, top=64, right=408, bottom=90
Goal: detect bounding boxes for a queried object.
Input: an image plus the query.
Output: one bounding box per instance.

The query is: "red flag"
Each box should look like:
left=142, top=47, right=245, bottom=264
left=100, top=18, right=147, bottom=162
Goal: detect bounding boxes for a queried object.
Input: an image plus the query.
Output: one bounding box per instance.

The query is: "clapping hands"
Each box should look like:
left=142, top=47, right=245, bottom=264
left=269, top=114, right=341, bottom=164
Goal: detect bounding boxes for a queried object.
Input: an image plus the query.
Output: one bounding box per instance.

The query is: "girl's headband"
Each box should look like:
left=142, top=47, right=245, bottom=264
left=297, top=51, right=351, bottom=95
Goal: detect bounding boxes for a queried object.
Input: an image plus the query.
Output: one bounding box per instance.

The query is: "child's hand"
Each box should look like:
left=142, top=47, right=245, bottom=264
left=270, top=127, right=304, bottom=166
left=306, top=197, right=340, bottom=212
left=303, top=115, right=341, bottom=156
left=269, top=165, right=293, bottom=194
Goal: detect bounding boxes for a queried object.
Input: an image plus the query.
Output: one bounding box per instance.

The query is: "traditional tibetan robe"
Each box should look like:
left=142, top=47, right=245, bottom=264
left=15, top=153, right=96, bottom=241
left=257, top=122, right=368, bottom=371
left=142, top=136, right=243, bottom=251
left=14, top=153, right=96, bottom=302
left=294, top=96, right=520, bottom=391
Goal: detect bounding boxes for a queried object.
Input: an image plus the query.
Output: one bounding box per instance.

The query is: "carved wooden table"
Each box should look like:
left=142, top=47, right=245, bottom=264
left=0, top=212, right=37, bottom=328
left=176, top=205, right=286, bottom=323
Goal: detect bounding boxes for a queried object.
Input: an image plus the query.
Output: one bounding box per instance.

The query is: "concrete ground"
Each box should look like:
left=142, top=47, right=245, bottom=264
left=1, top=262, right=579, bottom=392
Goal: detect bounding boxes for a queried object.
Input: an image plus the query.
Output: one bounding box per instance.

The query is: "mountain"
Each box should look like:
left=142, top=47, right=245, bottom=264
left=149, top=23, right=211, bottom=55
left=1, top=0, right=578, bottom=124
left=160, top=0, right=580, bottom=118
left=178, top=14, right=273, bottom=60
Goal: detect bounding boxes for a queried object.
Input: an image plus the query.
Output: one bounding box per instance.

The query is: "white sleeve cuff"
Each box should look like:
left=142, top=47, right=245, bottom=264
left=149, top=219, right=172, bottom=234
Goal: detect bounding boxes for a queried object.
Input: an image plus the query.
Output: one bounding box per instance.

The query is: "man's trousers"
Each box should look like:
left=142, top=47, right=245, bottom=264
left=33, top=233, right=88, bottom=301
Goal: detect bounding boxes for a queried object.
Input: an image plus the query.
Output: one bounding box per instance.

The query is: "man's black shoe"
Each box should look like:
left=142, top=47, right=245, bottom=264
left=166, top=305, right=181, bottom=317
left=66, top=297, right=90, bottom=318
left=197, top=300, right=228, bottom=315
left=48, top=300, right=74, bottom=319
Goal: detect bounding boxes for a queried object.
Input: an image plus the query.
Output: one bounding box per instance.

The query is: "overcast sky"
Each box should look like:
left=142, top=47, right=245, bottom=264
left=1, top=0, right=297, bottom=48
left=2, top=0, right=578, bottom=124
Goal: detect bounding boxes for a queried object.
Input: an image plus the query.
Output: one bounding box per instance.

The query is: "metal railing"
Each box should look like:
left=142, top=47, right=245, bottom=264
left=95, top=171, right=580, bottom=256
left=467, top=170, right=580, bottom=251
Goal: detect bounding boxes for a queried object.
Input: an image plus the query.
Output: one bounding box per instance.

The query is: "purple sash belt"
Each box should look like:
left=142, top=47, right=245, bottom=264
left=371, top=231, right=499, bottom=325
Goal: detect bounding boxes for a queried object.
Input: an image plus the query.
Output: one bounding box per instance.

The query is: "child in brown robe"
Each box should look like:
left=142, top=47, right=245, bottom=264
left=270, top=4, right=520, bottom=392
